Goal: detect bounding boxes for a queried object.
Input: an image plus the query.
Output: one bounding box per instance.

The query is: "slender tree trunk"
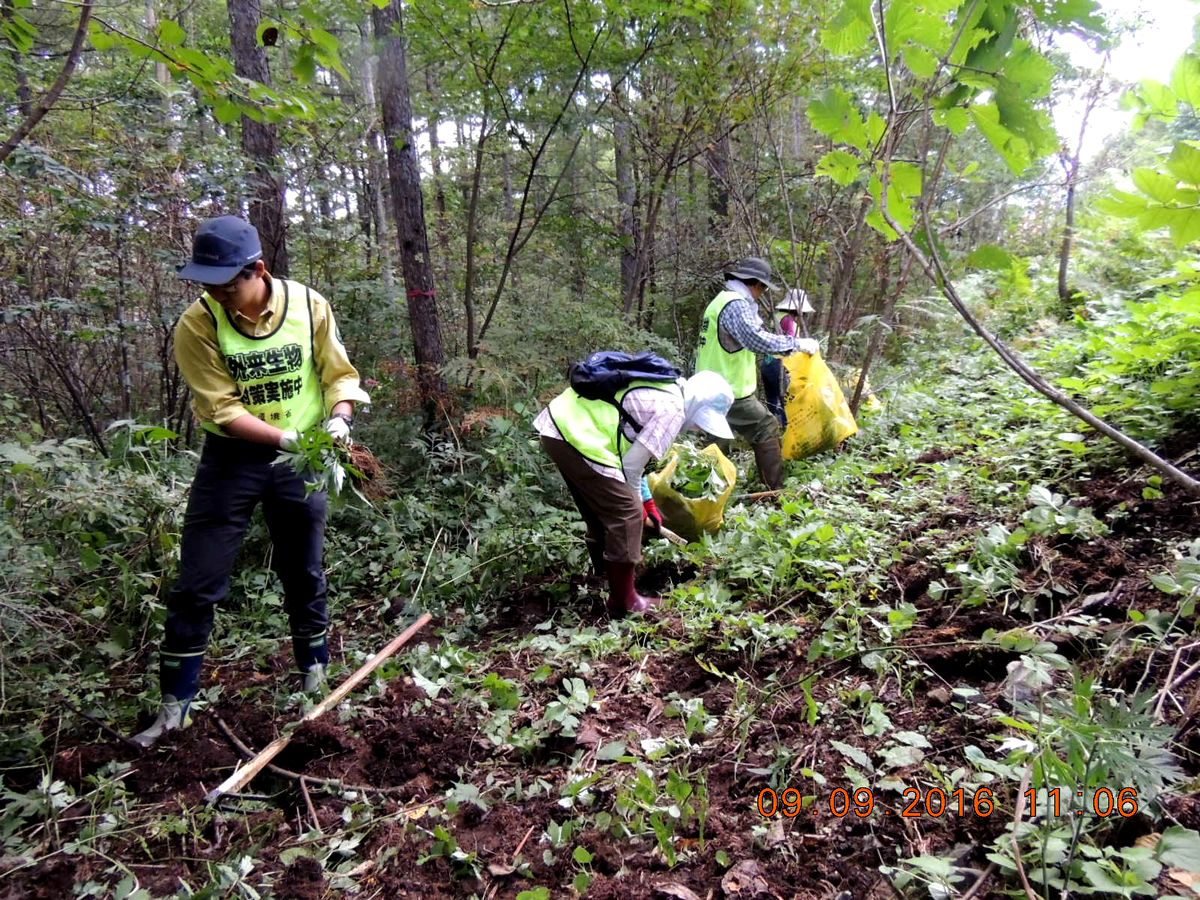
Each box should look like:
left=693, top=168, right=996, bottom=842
left=706, top=132, right=730, bottom=225
left=228, top=0, right=289, bottom=276
left=463, top=114, right=489, bottom=359
left=614, top=98, right=639, bottom=315
left=359, top=42, right=395, bottom=297
left=2, top=0, right=32, bottom=117
left=114, top=229, right=133, bottom=419
left=425, top=66, right=453, bottom=320
left=373, top=0, right=448, bottom=417
left=0, top=0, right=93, bottom=166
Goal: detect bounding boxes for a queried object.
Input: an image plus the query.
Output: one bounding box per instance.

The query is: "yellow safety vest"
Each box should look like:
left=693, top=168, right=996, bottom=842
left=695, top=290, right=757, bottom=399
left=202, top=280, right=325, bottom=436
left=548, top=380, right=681, bottom=472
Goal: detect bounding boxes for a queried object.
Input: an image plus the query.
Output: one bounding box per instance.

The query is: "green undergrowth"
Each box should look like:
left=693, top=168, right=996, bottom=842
left=2, top=333, right=1199, bottom=897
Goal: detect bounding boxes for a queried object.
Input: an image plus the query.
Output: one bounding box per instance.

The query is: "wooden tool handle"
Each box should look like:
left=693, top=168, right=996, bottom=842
left=205, top=612, right=433, bottom=805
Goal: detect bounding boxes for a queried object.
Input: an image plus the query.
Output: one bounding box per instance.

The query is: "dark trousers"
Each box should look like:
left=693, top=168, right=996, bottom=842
left=160, top=435, right=328, bottom=696
left=541, top=435, right=643, bottom=565
left=761, top=357, right=787, bottom=428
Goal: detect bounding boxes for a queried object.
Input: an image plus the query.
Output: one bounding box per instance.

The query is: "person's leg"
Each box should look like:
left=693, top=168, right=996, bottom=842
left=262, top=463, right=329, bottom=690
left=541, top=436, right=652, bottom=615
left=761, top=357, right=785, bottom=426
left=135, top=439, right=266, bottom=746
left=542, top=436, right=608, bottom=578
left=728, top=396, right=785, bottom=490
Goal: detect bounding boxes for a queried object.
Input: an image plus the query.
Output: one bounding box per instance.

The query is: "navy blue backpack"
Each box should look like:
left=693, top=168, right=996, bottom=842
left=568, top=351, right=682, bottom=433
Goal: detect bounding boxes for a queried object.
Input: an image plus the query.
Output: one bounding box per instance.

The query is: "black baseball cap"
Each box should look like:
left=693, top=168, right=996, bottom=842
left=177, top=216, right=263, bottom=283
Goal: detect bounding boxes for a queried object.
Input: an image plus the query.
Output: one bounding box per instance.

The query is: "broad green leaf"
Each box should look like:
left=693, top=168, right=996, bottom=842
left=815, top=149, right=863, bottom=186
left=1093, top=189, right=1149, bottom=218
left=1171, top=53, right=1200, bottom=112
left=157, top=18, right=186, bottom=47
left=821, top=0, right=874, bottom=55
left=1001, top=40, right=1055, bottom=99
left=1030, top=0, right=1106, bottom=35
left=1167, top=141, right=1200, bottom=185
left=2, top=11, right=36, bottom=53
left=1167, top=207, right=1200, bottom=247
left=1157, top=827, right=1200, bottom=870
left=866, top=172, right=915, bottom=239
left=1132, top=167, right=1180, bottom=204
left=970, top=101, right=1031, bottom=174
left=830, top=740, right=872, bottom=769
left=0, top=443, right=37, bottom=465
left=965, top=244, right=1014, bottom=271
left=212, top=99, right=242, bottom=124
left=904, top=46, right=940, bottom=78
left=934, top=107, right=970, bottom=134
left=865, top=111, right=887, bottom=147
left=88, top=22, right=118, bottom=52
left=596, top=741, right=627, bottom=761
left=888, top=160, right=922, bottom=196
left=807, top=88, right=868, bottom=151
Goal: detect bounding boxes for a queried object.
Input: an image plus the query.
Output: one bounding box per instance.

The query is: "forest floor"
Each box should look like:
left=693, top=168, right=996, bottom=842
left=5, top=404, right=1200, bottom=898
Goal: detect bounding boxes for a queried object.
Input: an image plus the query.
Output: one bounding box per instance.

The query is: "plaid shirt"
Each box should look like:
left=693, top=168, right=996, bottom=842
left=719, top=281, right=801, bottom=356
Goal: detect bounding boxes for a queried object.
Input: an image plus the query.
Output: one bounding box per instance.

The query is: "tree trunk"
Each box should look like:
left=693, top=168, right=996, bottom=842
left=373, top=0, right=449, bottom=418
left=228, top=0, right=289, bottom=276
left=425, top=66, right=453, bottom=323
left=359, top=39, right=396, bottom=297
left=614, top=100, right=639, bottom=316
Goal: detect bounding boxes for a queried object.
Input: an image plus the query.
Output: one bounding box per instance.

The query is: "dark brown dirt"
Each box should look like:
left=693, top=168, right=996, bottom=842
left=6, top=464, right=1199, bottom=900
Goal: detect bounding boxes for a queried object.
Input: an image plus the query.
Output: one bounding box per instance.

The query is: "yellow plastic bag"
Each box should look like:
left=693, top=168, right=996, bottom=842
left=781, top=352, right=858, bottom=460
left=647, top=444, right=738, bottom=543
left=842, top=367, right=883, bottom=412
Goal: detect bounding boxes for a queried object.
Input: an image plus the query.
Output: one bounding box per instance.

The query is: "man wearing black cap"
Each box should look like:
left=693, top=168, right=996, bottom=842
left=694, top=257, right=818, bottom=490
left=132, top=216, right=370, bottom=748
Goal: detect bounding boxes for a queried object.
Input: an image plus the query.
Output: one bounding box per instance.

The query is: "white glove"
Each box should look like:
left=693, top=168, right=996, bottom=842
left=279, top=429, right=300, bottom=450
left=794, top=338, right=820, bottom=356
left=325, top=415, right=351, bottom=441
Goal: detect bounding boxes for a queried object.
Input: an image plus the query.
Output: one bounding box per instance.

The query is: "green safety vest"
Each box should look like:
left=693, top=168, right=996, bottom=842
left=695, top=290, right=757, bottom=399
left=548, top=380, right=682, bottom=471
left=202, top=280, right=325, bottom=436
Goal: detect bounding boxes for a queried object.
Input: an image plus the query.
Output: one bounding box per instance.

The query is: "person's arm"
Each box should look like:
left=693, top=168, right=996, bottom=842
left=621, top=441, right=663, bottom=531
left=174, top=305, right=261, bottom=433
left=720, top=299, right=802, bottom=355
left=621, top=440, right=654, bottom=496
left=309, top=291, right=371, bottom=413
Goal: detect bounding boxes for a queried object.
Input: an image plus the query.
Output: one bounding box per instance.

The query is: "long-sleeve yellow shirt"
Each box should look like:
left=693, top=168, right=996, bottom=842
left=174, top=276, right=370, bottom=428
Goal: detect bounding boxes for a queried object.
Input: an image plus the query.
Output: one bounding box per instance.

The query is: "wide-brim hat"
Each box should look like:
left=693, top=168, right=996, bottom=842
left=177, top=216, right=263, bottom=283
left=776, top=288, right=815, bottom=313
left=724, top=256, right=778, bottom=290
left=683, top=371, right=735, bottom=439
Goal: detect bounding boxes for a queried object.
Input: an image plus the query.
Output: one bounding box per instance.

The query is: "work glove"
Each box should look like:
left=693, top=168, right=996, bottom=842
left=325, top=415, right=351, bottom=442
left=279, top=429, right=300, bottom=450
left=642, top=498, right=663, bottom=532
left=794, top=338, right=819, bottom=356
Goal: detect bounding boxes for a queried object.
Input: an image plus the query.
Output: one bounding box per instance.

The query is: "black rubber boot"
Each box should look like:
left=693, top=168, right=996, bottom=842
left=752, top=439, right=785, bottom=491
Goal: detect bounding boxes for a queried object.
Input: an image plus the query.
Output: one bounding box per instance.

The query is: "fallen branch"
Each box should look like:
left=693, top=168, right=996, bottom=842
left=737, top=489, right=782, bottom=503
left=205, top=612, right=433, bottom=805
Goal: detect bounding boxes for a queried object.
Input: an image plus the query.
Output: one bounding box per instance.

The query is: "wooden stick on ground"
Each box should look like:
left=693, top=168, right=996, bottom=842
left=657, top=525, right=688, bottom=546
left=738, top=489, right=782, bottom=503
left=204, top=612, right=433, bottom=806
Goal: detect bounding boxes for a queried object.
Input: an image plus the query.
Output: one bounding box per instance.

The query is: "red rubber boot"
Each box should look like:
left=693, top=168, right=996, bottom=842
left=606, top=561, right=661, bottom=618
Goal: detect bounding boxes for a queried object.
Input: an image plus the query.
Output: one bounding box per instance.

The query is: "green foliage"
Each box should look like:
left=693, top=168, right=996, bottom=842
left=1056, top=285, right=1200, bottom=439
left=657, top=440, right=730, bottom=500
